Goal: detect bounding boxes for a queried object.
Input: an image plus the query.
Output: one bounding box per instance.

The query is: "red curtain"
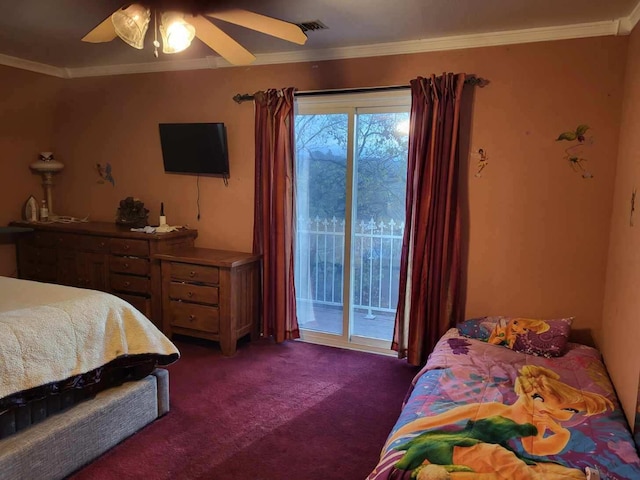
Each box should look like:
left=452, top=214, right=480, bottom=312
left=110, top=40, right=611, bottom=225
left=253, top=88, right=300, bottom=342
left=393, top=73, right=466, bottom=365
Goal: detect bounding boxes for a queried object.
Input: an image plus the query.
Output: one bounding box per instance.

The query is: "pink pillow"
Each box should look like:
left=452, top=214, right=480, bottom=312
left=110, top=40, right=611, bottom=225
left=487, top=317, right=573, bottom=357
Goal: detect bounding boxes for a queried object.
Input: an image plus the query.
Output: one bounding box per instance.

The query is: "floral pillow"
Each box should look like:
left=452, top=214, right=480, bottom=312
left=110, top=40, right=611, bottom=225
left=458, top=316, right=573, bottom=357
left=487, top=316, right=573, bottom=358
left=456, top=316, right=501, bottom=341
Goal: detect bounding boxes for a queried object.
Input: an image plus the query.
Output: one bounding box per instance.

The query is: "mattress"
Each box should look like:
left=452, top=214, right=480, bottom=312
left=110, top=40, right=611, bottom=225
left=0, top=354, right=158, bottom=438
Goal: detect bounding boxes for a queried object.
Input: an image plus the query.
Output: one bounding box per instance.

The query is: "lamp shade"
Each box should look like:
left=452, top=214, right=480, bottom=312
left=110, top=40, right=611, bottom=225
left=160, top=12, right=195, bottom=54
left=112, top=4, right=151, bottom=49
left=30, top=159, right=64, bottom=174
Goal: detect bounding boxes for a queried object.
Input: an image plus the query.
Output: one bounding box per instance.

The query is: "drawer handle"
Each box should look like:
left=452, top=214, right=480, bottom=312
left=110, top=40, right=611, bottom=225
left=124, top=244, right=130, bottom=250
left=124, top=263, right=129, bottom=269
left=188, top=314, right=196, bottom=321
left=99, top=241, right=105, bottom=248
left=187, top=291, right=194, bottom=298
left=124, top=281, right=131, bottom=287
left=189, top=271, right=196, bottom=278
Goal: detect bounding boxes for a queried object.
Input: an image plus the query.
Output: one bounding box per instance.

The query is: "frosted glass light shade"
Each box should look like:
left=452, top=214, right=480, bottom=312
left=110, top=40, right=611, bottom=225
left=112, top=4, right=151, bottom=49
left=160, top=12, right=195, bottom=54
left=30, top=159, right=64, bottom=173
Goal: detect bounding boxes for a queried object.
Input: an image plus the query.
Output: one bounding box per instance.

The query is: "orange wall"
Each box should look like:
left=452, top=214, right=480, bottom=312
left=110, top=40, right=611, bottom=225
left=0, top=66, right=62, bottom=276
left=51, top=36, right=627, bottom=339
left=2, top=33, right=636, bottom=420
left=460, top=38, right=626, bottom=345
left=602, top=25, right=640, bottom=427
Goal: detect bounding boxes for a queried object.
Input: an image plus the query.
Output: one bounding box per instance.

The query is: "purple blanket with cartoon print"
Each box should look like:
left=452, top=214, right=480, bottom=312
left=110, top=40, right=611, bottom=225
left=368, top=329, right=640, bottom=480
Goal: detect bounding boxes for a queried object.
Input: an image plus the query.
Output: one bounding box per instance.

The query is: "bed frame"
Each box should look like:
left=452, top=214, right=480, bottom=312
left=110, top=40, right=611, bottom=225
left=0, top=368, right=170, bottom=480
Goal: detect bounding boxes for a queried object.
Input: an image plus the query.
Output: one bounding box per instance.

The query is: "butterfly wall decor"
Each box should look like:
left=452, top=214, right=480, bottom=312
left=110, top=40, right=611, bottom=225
left=556, top=124, right=593, bottom=179
left=97, top=163, right=115, bottom=186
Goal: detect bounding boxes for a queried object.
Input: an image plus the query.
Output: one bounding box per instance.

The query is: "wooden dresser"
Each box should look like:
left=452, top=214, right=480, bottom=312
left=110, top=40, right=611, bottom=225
left=155, top=248, right=261, bottom=356
left=10, top=221, right=198, bottom=329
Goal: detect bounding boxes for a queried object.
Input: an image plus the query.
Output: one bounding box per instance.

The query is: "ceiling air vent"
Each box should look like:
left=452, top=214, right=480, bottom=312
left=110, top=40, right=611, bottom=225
left=296, top=20, right=328, bottom=33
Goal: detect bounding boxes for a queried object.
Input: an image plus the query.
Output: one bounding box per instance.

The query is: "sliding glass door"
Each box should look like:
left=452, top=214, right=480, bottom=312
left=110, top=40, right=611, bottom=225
left=294, top=91, right=410, bottom=353
left=295, top=111, right=349, bottom=338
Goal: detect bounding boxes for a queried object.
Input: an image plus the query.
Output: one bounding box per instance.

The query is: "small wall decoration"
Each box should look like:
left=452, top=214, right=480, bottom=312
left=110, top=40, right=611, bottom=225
left=96, top=163, right=115, bottom=186
left=634, top=370, right=640, bottom=451
left=555, top=124, right=594, bottom=179
left=471, top=148, right=489, bottom=177
left=631, top=188, right=636, bottom=227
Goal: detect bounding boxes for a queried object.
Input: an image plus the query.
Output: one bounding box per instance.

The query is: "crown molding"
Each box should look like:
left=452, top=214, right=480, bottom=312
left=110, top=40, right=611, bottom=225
left=250, top=20, right=622, bottom=67
left=0, top=53, right=69, bottom=78
left=62, top=19, right=626, bottom=78
left=65, top=56, right=226, bottom=78
left=619, top=0, right=640, bottom=34
left=2, top=7, right=640, bottom=79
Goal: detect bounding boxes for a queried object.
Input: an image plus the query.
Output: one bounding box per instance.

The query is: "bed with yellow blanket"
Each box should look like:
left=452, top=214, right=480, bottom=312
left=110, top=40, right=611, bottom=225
left=368, top=322, right=640, bottom=480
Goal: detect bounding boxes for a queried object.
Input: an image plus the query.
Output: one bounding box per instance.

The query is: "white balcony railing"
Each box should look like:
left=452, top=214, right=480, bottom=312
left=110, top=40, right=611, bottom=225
left=295, top=217, right=405, bottom=317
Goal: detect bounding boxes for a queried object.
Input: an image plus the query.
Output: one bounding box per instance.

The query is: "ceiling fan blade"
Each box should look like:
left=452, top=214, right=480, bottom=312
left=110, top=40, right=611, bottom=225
left=190, top=15, right=256, bottom=65
left=205, top=9, right=307, bottom=45
left=82, top=14, right=117, bottom=43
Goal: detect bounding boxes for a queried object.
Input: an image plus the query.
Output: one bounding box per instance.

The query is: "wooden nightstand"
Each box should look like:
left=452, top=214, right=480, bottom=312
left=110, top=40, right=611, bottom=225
left=155, top=247, right=261, bottom=356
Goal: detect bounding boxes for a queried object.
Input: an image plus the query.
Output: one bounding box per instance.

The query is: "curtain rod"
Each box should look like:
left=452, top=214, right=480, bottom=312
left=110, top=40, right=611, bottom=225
left=232, top=76, right=489, bottom=104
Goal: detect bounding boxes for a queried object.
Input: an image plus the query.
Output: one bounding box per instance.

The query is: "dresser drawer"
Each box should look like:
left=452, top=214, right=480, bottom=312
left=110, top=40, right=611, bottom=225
left=170, top=263, right=219, bottom=284
left=169, top=282, right=219, bottom=305
left=20, top=263, right=57, bottom=282
left=48, top=233, right=81, bottom=249
left=117, top=293, right=151, bottom=318
left=110, top=273, right=150, bottom=294
left=21, top=245, right=57, bottom=265
left=110, top=238, right=149, bottom=257
left=82, top=236, right=110, bottom=253
left=110, top=256, right=150, bottom=276
left=29, top=231, right=57, bottom=247
left=169, top=301, right=219, bottom=333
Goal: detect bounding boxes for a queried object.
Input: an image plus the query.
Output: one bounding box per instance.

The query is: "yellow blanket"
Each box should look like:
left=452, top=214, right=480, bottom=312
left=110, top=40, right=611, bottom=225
left=0, top=276, right=179, bottom=399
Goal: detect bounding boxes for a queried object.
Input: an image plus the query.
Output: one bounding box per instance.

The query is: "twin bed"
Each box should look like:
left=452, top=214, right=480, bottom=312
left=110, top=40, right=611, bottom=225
left=369, top=318, right=640, bottom=480
left=0, top=276, right=179, bottom=480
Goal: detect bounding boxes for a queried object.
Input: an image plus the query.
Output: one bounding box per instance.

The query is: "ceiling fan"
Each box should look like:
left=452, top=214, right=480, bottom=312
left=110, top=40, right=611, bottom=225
left=81, top=1, right=307, bottom=65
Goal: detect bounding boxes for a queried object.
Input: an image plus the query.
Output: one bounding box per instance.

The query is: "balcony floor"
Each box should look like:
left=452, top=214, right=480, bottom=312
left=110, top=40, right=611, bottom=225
left=297, top=302, right=395, bottom=341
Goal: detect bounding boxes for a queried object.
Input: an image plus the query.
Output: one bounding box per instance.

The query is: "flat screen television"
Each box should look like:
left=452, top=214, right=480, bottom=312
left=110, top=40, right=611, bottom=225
left=159, top=122, right=229, bottom=177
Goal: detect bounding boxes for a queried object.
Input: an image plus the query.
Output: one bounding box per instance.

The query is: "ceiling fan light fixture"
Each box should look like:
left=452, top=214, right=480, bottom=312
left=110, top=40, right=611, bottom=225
left=111, top=4, right=151, bottom=49
left=83, top=5, right=306, bottom=65
left=160, top=12, right=195, bottom=54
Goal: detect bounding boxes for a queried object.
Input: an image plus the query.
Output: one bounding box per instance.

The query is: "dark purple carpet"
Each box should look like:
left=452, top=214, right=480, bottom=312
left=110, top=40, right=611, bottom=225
left=69, top=337, right=418, bottom=480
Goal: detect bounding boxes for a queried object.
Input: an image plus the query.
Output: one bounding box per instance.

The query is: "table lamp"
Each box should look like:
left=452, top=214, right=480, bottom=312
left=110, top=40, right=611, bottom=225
left=29, top=152, right=64, bottom=219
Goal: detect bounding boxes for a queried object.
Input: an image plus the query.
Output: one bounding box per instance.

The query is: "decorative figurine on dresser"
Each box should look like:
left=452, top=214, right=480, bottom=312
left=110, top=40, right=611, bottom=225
left=116, top=196, right=149, bottom=228
left=9, top=220, right=198, bottom=329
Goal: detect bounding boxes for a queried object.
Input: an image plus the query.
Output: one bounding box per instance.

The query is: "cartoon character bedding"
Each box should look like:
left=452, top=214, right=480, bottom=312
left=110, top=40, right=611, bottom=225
left=368, top=317, right=640, bottom=480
